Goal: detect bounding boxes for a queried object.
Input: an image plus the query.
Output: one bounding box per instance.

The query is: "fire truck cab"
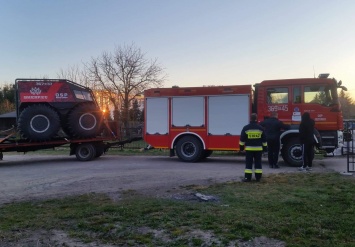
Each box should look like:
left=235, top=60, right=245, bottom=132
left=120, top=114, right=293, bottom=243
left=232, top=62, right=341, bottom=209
left=254, top=74, right=346, bottom=165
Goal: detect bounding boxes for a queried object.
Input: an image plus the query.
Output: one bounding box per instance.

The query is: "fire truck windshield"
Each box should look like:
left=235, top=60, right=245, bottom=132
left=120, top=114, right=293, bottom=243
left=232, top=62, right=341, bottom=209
left=304, top=85, right=337, bottom=106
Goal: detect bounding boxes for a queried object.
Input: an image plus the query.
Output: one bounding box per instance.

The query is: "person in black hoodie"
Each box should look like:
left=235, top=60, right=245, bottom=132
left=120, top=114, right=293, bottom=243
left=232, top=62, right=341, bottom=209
left=298, top=112, right=315, bottom=171
left=260, top=112, right=290, bottom=168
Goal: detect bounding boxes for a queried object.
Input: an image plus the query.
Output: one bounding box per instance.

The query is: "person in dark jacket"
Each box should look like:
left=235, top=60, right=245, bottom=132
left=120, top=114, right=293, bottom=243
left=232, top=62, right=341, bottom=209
left=260, top=112, right=290, bottom=168
left=239, top=113, right=267, bottom=182
left=299, top=112, right=315, bottom=171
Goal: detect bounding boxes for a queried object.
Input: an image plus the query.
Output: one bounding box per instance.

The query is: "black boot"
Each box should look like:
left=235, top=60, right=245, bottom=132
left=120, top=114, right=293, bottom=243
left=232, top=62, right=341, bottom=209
left=255, top=173, right=262, bottom=182
left=242, top=173, right=252, bottom=182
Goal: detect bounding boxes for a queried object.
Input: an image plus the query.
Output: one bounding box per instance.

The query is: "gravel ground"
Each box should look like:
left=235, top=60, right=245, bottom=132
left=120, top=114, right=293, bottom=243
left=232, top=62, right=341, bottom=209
left=0, top=153, right=352, bottom=205
left=0, top=153, right=353, bottom=246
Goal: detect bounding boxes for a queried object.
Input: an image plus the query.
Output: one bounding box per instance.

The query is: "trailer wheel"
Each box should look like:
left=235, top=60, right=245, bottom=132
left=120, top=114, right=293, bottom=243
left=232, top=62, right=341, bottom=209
left=67, top=103, right=102, bottom=138
left=75, top=143, right=96, bottom=161
left=176, top=136, right=203, bottom=162
left=18, top=104, right=60, bottom=141
left=281, top=137, right=303, bottom=167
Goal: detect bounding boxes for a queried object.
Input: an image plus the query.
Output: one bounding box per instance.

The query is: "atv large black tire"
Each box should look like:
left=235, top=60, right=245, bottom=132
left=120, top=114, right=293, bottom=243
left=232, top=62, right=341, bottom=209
left=67, top=103, right=102, bottom=138
left=17, top=104, right=60, bottom=141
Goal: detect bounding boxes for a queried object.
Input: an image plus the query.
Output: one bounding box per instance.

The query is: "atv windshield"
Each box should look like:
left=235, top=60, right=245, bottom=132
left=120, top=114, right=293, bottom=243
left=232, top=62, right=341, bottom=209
left=74, top=90, right=93, bottom=101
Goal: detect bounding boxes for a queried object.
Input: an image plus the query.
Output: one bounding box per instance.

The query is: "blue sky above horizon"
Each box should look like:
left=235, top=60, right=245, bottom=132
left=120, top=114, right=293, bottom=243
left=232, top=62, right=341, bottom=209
left=1, top=0, right=355, bottom=97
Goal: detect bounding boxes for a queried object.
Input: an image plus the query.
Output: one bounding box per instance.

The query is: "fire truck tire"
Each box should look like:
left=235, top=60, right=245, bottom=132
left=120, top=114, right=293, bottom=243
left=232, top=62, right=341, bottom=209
left=18, top=104, right=60, bottom=141
left=75, top=143, right=96, bottom=161
left=67, top=103, right=102, bottom=138
left=176, top=136, right=203, bottom=162
left=281, top=137, right=303, bottom=167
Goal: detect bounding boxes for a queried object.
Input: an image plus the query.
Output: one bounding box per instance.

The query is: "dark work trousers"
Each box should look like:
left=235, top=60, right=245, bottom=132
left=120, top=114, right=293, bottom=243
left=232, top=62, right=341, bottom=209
left=302, top=143, right=315, bottom=168
left=244, top=151, right=263, bottom=181
left=267, top=139, right=280, bottom=167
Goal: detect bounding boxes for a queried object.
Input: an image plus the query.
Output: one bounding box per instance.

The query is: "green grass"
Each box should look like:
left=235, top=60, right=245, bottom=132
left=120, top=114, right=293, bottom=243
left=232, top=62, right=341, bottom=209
left=0, top=173, right=354, bottom=246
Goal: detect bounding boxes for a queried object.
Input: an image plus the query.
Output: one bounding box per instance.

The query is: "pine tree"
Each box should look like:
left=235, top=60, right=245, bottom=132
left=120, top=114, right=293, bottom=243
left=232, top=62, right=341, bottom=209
left=129, top=99, right=142, bottom=125
left=0, top=84, right=15, bottom=114
left=339, top=90, right=354, bottom=119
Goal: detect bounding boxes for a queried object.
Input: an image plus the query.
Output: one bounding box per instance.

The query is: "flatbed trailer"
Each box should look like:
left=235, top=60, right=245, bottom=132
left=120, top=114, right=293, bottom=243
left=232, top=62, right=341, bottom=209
left=0, top=127, right=142, bottom=161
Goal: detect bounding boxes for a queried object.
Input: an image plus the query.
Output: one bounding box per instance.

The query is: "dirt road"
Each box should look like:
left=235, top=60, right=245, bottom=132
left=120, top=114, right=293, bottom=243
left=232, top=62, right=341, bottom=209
left=0, top=154, right=352, bottom=204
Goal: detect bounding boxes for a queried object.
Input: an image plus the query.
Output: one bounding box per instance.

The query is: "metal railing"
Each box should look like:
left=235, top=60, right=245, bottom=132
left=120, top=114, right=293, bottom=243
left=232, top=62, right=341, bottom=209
left=343, top=120, right=355, bottom=172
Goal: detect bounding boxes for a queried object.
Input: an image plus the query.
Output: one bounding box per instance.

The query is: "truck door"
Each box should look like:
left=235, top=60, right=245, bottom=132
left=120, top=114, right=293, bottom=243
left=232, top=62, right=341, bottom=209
left=265, top=87, right=289, bottom=122
left=302, top=85, right=338, bottom=131
left=291, top=86, right=302, bottom=123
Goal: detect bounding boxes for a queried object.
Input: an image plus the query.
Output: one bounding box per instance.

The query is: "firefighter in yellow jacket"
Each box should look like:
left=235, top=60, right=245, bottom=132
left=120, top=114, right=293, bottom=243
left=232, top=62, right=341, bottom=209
left=239, top=113, right=267, bottom=182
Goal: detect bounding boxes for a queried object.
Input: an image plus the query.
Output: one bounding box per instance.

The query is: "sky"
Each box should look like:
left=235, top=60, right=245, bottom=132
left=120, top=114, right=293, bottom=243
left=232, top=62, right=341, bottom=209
left=1, top=0, right=355, bottom=97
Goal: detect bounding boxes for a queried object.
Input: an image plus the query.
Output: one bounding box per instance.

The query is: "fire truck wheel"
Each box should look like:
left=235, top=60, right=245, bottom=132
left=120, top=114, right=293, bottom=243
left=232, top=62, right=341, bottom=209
left=176, top=136, right=203, bottom=162
left=18, top=104, right=60, bottom=141
left=281, top=138, right=303, bottom=167
left=67, top=103, right=102, bottom=138
left=75, top=143, right=96, bottom=161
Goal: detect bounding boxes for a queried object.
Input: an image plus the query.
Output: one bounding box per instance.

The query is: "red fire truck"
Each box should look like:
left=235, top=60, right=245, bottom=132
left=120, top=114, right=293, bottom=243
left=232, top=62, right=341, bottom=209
left=143, top=74, right=347, bottom=166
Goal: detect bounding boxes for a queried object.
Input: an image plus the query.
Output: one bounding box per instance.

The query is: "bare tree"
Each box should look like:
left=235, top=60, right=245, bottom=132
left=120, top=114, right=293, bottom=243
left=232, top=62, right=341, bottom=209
left=86, top=44, right=165, bottom=127
left=57, top=64, right=91, bottom=87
